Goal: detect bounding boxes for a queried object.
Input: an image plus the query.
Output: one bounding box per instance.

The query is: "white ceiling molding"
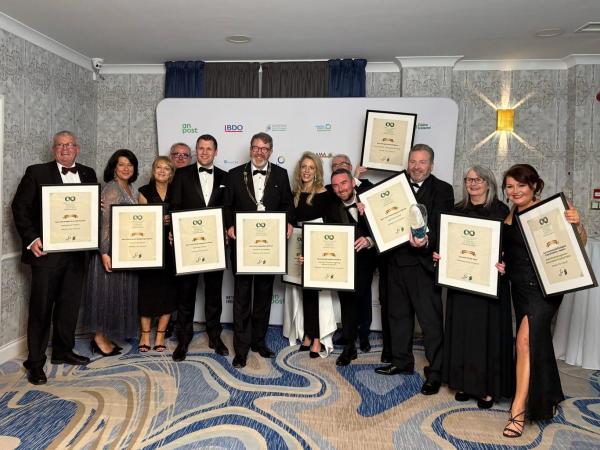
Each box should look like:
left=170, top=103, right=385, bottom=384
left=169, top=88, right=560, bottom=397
left=396, top=56, right=464, bottom=68
left=102, top=64, right=165, bottom=74
left=0, top=12, right=90, bottom=70
left=455, top=59, right=567, bottom=71
left=563, top=54, right=600, bottom=68
left=366, top=62, right=400, bottom=72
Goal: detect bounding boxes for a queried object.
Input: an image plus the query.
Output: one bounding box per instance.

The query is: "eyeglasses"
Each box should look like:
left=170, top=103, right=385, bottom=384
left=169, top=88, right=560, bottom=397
left=464, top=177, right=484, bottom=185
left=170, top=153, right=190, bottom=159
left=251, top=145, right=271, bottom=153
left=54, top=143, right=78, bottom=149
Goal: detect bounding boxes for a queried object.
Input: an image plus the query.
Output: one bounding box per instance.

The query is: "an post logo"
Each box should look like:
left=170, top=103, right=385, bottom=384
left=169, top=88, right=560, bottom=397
left=181, top=123, right=198, bottom=134
left=315, top=123, right=332, bottom=132
left=224, top=124, right=244, bottom=133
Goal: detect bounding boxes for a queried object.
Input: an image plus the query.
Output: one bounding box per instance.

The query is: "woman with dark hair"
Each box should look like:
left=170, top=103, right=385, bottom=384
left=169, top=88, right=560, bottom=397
left=437, top=165, right=514, bottom=409
left=137, top=156, right=176, bottom=352
left=83, top=149, right=140, bottom=356
left=501, top=164, right=587, bottom=437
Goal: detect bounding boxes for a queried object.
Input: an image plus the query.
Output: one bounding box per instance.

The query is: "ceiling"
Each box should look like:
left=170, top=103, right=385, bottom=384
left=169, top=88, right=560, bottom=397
left=2, top=0, right=600, bottom=64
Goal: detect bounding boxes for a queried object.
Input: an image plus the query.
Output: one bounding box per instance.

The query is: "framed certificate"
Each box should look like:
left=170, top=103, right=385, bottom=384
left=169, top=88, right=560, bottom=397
left=171, top=207, right=226, bottom=275
left=516, top=193, right=598, bottom=296
left=360, top=110, right=417, bottom=172
left=303, top=223, right=355, bottom=291
left=235, top=211, right=287, bottom=274
left=358, top=171, right=419, bottom=253
left=110, top=204, right=164, bottom=270
left=41, top=183, right=100, bottom=252
left=282, top=226, right=303, bottom=285
left=437, top=213, right=502, bottom=298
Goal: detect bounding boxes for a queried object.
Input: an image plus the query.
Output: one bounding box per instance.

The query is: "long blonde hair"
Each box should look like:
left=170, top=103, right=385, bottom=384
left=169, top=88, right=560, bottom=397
left=292, top=151, right=325, bottom=207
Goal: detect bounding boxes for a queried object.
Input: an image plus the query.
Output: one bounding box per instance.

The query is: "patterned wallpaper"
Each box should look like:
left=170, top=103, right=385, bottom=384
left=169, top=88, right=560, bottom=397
left=0, top=28, right=97, bottom=347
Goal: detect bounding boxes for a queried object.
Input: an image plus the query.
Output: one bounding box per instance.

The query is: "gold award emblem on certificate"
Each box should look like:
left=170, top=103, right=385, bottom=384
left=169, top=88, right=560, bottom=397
left=446, top=223, right=492, bottom=286
left=369, top=118, right=409, bottom=165
left=49, top=192, right=92, bottom=244
left=243, top=218, right=279, bottom=267
left=310, top=231, right=348, bottom=283
left=529, top=209, right=581, bottom=283
left=180, top=215, right=218, bottom=265
left=119, top=211, right=157, bottom=262
left=371, top=183, right=410, bottom=242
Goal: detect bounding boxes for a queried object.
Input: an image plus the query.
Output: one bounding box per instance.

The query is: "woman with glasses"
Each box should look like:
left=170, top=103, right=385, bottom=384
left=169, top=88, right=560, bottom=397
left=436, top=166, right=514, bottom=409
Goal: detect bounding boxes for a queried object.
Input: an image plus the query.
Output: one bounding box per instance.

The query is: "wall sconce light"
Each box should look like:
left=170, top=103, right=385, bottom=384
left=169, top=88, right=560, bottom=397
left=496, top=109, right=514, bottom=132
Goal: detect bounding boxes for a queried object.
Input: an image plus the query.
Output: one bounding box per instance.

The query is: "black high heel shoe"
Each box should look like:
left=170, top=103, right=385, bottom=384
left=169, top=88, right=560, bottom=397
left=299, top=337, right=312, bottom=352
left=90, top=338, right=121, bottom=357
left=310, top=343, right=325, bottom=358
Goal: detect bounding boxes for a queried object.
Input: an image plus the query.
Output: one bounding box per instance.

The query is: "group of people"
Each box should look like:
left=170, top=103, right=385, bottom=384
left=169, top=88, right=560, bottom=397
left=12, top=129, right=588, bottom=438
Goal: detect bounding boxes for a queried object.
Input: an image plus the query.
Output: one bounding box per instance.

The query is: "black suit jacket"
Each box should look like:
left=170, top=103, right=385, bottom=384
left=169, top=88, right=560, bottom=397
left=387, top=173, right=454, bottom=270
left=169, top=163, right=227, bottom=211
left=224, top=162, right=293, bottom=228
left=11, top=161, right=98, bottom=267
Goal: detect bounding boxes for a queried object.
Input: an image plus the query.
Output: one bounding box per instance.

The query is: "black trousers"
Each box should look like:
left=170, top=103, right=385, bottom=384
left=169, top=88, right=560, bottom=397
left=26, top=254, right=85, bottom=369
left=302, top=289, right=320, bottom=339
left=233, top=274, right=274, bottom=357
left=387, top=263, right=443, bottom=381
left=176, top=270, right=224, bottom=344
left=377, top=258, right=392, bottom=356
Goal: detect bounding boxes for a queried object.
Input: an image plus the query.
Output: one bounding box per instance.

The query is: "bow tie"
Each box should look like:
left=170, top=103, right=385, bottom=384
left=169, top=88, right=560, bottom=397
left=344, top=203, right=357, bottom=210
left=61, top=166, right=78, bottom=175
left=411, top=182, right=421, bottom=189
left=253, top=169, right=267, bottom=176
left=198, top=167, right=213, bottom=174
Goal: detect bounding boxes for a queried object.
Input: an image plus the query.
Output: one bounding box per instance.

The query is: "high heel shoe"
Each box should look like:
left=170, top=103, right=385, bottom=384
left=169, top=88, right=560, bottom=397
left=90, top=338, right=121, bottom=357
left=310, top=343, right=325, bottom=358
left=299, top=337, right=312, bottom=352
left=503, top=410, right=526, bottom=438
left=153, top=330, right=167, bottom=352
left=138, top=330, right=151, bottom=352
left=111, top=341, right=123, bottom=352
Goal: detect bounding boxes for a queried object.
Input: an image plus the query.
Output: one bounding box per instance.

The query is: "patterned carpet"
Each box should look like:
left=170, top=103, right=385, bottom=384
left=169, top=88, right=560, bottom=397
left=1, top=327, right=600, bottom=449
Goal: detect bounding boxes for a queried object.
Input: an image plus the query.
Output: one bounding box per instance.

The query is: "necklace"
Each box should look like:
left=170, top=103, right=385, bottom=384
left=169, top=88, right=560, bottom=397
left=243, top=162, right=271, bottom=211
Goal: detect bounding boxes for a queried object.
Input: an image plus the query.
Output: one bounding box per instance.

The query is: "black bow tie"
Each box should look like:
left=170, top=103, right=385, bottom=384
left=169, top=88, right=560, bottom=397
left=61, top=166, right=78, bottom=175
left=198, top=167, right=213, bottom=174
left=253, top=169, right=267, bottom=176
left=344, top=203, right=357, bottom=210
left=411, top=182, right=420, bottom=189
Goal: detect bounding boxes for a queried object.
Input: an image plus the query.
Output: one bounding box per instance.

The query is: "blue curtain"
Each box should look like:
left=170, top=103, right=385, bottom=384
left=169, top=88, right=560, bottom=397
left=164, top=61, right=205, bottom=98
left=328, top=59, right=367, bottom=97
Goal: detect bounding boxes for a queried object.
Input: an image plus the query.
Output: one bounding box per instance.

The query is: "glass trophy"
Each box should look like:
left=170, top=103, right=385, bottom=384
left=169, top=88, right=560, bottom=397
left=409, top=204, right=428, bottom=239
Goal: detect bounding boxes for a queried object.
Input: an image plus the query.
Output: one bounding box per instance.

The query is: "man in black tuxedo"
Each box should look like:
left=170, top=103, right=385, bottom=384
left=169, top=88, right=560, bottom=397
left=169, top=134, right=228, bottom=361
left=11, top=131, right=97, bottom=385
left=374, top=144, right=454, bottom=396
left=224, top=132, right=293, bottom=368
left=326, top=169, right=378, bottom=366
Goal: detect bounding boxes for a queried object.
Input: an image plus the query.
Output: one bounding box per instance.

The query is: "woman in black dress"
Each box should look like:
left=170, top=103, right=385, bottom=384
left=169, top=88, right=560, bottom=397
left=502, top=164, right=587, bottom=437
left=137, top=156, right=177, bottom=352
left=292, top=152, right=332, bottom=357
left=439, top=166, right=514, bottom=409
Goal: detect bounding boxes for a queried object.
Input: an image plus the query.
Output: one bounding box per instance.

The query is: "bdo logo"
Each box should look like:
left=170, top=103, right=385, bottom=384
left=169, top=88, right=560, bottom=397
left=224, top=124, right=244, bottom=133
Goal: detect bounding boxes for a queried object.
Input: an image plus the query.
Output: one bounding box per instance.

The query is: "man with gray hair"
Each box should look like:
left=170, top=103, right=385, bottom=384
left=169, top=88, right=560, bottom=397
left=169, top=142, right=192, bottom=169
left=12, top=131, right=97, bottom=385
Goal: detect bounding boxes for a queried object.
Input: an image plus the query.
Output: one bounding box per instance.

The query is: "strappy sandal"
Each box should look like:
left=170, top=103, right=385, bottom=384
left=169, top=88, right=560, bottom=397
left=153, top=330, right=167, bottom=352
left=139, top=330, right=151, bottom=352
left=503, top=410, right=525, bottom=438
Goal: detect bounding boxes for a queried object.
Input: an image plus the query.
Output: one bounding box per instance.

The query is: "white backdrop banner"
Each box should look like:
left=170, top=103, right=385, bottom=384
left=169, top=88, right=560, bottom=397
left=156, top=97, right=458, bottom=329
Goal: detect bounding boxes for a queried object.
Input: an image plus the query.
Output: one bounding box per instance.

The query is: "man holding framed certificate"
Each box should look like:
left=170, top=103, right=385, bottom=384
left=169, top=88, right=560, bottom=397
left=224, top=132, right=294, bottom=368
left=169, top=134, right=228, bottom=361
left=374, top=144, right=454, bottom=397
left=12, top=131, right=97, bottom=385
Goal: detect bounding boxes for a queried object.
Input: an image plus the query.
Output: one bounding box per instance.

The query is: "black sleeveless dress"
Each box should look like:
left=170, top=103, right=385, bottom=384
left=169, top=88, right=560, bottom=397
left=503, top=220, right=564, bottom=420
left=137, top=183, right=176, bottom=317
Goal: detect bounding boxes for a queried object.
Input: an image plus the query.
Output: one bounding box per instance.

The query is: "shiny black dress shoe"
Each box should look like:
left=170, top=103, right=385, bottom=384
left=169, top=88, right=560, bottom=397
left=232, top=355, right=247, bottom=368
left=172, top=343, right=189, bottom=362
left=52, top=351, right=91, bottom=365
left=90, top=339, right=121, bottom=357
left=455, top=391, right=470, bottom=402
left=421, top=379, right=441, bottom=395
left=335, top=348, right=357, bottom=366
left=209, top=337, right=229, bottom=356
left=359, top=337, right=371, bottom=353
left=477, top=397, right=494, bottom=409
left=27, top=367, right=47, bottom=385
left=251, top=345, right=275, bottom=358
left=374, top=364, right=414, bottom=375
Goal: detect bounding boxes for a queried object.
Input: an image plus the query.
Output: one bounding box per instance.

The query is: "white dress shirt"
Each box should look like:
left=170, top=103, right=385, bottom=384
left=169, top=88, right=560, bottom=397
left=197, top=163, right=214, bottom=205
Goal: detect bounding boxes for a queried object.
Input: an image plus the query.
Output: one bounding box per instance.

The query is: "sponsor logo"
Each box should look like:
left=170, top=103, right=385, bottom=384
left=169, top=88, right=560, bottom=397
left=272, top=294, right=283, bottom=304
left=224, top=124, right=244, bottom=133
left=315, top=152, right=334, bottom=159
left=223, top=159, right=240, bottom=165
left=276, top=156, right=286, bottom=164
left=266, top=123, right=287, bottom=132
left=225, top=295, right=234, bottom=304
left=181, top=123, right=199, bottom=134
left=417, top=123, right=431, bottom=130
left=315, top=123, right=332, bottom=132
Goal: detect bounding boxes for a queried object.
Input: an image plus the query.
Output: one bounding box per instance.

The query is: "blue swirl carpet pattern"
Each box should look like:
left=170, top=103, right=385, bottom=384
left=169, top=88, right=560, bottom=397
left=0, top=327, right=599, bottom=449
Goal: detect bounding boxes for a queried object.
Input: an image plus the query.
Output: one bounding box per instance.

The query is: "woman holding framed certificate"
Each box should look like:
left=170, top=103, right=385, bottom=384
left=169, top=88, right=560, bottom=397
left=501, top=164, right=587, bottom=437
left=287, top=152, right=334, bottom=357
left=438, top=166, right=514, bottom=410
left=83, top=149, right=140, bottom=356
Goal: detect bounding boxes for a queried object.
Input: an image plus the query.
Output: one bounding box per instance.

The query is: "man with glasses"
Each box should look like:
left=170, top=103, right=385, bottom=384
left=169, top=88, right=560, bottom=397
left=169, top=143, right=192, bottom=169
left=326, top=154, right=373, bottom=193
left=224, top=132, right=293, bottom=368
left=12, top=131, right=97, bottom=385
